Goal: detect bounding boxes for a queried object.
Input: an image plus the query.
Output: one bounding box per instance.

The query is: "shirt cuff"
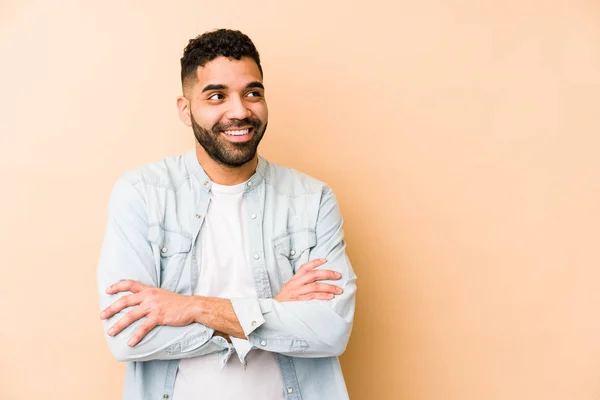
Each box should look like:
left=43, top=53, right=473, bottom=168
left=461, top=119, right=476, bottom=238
left=230, top=297, right=266, bottom=337
left=230, top=337, right=254, bottom=366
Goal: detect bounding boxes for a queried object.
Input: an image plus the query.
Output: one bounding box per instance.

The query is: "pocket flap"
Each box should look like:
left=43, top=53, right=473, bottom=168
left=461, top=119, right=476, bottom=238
left=273, top=230, right=317, bottom=261
left=148, top=226, right=192, bottom=256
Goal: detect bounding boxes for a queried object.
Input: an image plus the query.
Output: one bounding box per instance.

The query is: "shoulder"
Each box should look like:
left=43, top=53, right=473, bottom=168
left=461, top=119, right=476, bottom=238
left=262, top=158, right=330, bottom=197
left=117, top=153, right=190, bottom=192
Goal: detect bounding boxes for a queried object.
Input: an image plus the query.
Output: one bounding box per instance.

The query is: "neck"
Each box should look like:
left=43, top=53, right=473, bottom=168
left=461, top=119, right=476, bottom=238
left=195, top=146, right=258, bottom=186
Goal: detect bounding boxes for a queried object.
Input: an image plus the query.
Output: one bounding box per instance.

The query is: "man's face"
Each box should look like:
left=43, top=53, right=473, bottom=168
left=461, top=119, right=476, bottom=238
left=184, top=56, right=268, bottom=168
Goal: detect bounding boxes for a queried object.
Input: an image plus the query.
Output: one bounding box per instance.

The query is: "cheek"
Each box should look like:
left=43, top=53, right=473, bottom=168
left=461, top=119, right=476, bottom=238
left=252, top=102, right=268, bottom=122
left=193, top=108, right=223, bottom=128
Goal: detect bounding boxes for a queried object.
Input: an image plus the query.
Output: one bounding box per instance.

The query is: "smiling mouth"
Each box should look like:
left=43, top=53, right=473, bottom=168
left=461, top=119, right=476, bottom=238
left=222, top=127, right=252, bottom=136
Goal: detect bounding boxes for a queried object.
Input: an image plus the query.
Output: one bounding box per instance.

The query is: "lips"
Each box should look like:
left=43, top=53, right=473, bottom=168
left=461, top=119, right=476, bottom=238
left=220, top=127, right=254, bottom=142
left=223, top=128, right=250, bottom=136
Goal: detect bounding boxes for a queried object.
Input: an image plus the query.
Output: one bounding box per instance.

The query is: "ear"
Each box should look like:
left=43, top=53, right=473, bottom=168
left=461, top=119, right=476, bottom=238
left=177, top=96, right=192, bottom=127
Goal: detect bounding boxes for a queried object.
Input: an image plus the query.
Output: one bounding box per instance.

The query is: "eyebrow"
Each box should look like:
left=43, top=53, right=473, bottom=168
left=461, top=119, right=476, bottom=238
left=245, top=81, right=265, bottom=90
left=201, top=81, right=265, bottom=93
left=201, top=84, right=228, bottom=93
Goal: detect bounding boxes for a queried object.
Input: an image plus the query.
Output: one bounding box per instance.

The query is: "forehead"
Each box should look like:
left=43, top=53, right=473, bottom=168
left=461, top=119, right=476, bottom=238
left=194, top=56, right=262, bottom=90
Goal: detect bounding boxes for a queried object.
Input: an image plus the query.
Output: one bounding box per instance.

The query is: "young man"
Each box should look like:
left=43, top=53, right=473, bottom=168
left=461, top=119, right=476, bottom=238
left=97, top=29, right=356, bottom=400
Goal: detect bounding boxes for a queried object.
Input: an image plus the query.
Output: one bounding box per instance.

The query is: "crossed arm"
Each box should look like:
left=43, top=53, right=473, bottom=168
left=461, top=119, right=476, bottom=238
left=97, top=178, right=356, bottom=362
left=100, top=258, right=341, bottom=346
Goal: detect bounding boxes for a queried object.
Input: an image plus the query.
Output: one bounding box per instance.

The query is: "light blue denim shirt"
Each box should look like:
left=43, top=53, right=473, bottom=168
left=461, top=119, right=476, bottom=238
left=97, top=149, right=357, bottom=400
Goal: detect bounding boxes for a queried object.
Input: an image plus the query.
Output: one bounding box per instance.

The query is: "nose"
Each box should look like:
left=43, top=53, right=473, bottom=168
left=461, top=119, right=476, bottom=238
left=225, top=95, right=251, bottom=120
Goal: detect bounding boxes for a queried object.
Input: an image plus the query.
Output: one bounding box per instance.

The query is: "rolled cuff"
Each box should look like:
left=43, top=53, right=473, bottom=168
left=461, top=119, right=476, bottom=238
left=230, top=297, right=267, bottom=337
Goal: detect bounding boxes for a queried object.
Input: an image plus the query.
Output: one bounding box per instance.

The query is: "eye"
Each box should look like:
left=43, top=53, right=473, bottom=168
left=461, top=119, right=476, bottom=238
left=208, top=93, right=224, bottom=101
left=246, top=91, right=262, bottom=98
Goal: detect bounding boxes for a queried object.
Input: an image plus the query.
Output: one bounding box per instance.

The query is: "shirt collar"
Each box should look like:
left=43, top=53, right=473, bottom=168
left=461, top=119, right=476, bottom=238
left=184, top=148, right=266, bottom=193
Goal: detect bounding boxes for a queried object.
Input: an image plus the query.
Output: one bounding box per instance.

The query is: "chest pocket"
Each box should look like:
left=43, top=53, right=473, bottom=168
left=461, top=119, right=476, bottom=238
left=148, top=226, right=192, bottom=288
left=273, top=229, right=317, bottom=283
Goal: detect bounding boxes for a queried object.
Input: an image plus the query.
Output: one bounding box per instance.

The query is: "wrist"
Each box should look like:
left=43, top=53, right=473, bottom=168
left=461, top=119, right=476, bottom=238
left=190, top=295, right=208, bottom=324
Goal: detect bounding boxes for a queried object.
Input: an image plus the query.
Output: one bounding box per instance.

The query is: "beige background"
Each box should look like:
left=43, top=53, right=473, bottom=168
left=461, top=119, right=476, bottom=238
left=1, top=1, right=600, bottom=399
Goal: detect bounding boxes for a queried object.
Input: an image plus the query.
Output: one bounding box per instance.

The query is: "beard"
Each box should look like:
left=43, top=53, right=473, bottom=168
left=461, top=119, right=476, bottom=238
left=191, top=113, right=267, bottom=168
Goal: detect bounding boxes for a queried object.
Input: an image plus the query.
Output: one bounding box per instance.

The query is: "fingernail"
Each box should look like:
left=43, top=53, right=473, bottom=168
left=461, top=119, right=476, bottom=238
left=128, top=338, right=135, bottom=347
left=328, top=293, right=334, bottom=299
left=336, top=287, right=343, bottom=294
left=321, top=258, right=328, bottom=263
left=335, top=272, right=341, bottom=278
left=105, top=286, right=112, bottom=293
left=108, top=327, right=115, bottom=336
left=100, top=311, right=106, bottom=319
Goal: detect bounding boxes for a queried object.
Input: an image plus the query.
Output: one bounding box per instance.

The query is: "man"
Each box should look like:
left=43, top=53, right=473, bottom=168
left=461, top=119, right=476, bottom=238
left=97, top=29, right=356, bottom=400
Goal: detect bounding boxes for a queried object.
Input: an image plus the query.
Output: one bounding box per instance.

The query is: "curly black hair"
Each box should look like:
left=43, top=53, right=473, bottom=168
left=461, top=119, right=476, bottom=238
left=180, top=29, right=263, bottom=88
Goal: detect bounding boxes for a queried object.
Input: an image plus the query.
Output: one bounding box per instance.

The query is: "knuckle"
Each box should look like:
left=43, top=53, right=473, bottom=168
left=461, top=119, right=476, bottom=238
left=126, top=309, right=136, bottom=321
left=305, top=272, right=317, bottom=282
left=145, top=315, right=156, bottom=325
left=114, top=300, right=125, bottom=311
left=143, top=321, right=155, bottom=332
left=120, top=296, right=130, bottom=307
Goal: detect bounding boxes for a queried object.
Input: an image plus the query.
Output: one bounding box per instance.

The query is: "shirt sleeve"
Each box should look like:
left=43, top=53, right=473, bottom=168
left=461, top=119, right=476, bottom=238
left=230, top=186, right=357, bottom=358
left=97, top=176, right=218, bottom=362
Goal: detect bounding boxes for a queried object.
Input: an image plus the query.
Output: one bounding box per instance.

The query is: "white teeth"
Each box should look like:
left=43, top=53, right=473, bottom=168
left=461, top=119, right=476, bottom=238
left=223, top=129, right=249, bottom=136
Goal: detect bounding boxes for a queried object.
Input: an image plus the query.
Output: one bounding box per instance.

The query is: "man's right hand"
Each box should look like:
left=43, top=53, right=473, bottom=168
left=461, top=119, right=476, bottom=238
left=274, top=258, right=343, bottom=302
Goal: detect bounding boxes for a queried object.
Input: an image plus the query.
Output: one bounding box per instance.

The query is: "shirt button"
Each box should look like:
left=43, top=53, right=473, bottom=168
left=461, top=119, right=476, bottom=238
left=203, top=180, right=209, bottom=186
left=195, top=214, right=201, bottom=219
left=247, top=181, right=253, bottom=187
left=163, top=395, right=169, bottom=399
left=289, top=249, right=296, bottom=256
left=161, top=247, right=167, bottom=253
left=253, top=253, right=260, bottom=260
left=260, top=340, right=267, bottom=346
left=251, top=320, right=257, bottom=327
left=287, top=387, right=293, bottom=394
left=250, top=213, right=257, bottom=219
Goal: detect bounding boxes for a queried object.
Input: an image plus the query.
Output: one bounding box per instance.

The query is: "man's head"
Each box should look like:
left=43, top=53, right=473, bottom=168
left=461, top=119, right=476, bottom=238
left=177, top=29, right=268, bottom=168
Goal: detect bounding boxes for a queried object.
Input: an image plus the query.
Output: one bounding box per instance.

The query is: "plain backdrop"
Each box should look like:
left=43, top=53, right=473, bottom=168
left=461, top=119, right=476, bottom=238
left=1, top=1, right=600, bottom=399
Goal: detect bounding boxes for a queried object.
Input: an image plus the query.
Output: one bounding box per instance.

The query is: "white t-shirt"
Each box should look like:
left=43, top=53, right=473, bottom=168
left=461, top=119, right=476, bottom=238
left=172, top=181, right=284, bottom=400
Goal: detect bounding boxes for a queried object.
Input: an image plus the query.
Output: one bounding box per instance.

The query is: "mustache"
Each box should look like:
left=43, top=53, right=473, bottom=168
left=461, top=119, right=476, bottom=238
left=212, top=118, right=261, bottom=133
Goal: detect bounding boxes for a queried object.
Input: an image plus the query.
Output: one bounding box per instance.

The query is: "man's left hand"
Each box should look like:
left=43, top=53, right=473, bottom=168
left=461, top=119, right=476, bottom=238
left=100, top=280, right=198, bottom=347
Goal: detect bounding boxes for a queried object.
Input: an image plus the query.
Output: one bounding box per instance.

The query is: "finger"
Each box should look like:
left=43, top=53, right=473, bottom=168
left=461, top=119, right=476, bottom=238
left=298, top=269, right=341, bottom=285
left=297, top=282, right=343, bottom=296
left=128, top=320, right=157, bottom=347
left=300, top=292, right=335, bottom=301
left=107, top=307, right=147, bottom=337
left=296, top=258, right=328, bottom=275
left=106, top=280, right=145, bottom=295
left=100, top=293, right=140, bottom=320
